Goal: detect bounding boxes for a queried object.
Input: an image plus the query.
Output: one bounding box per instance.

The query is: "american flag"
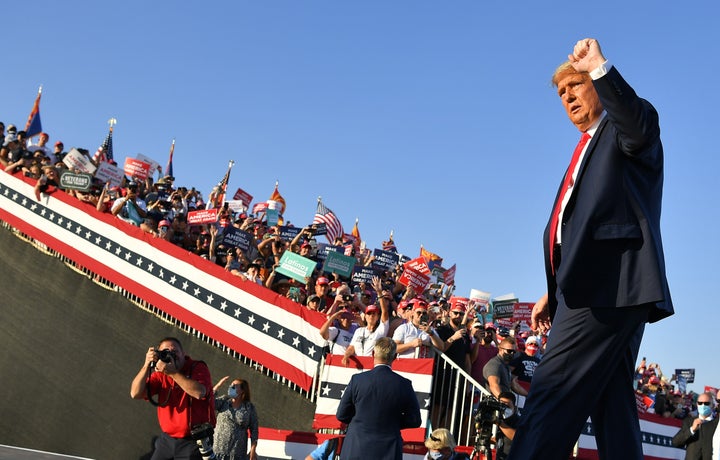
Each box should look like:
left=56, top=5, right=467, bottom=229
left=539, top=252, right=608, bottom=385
left=92, top=126, right=114, bottom=164
left=313, top=201, right=344, bottom=243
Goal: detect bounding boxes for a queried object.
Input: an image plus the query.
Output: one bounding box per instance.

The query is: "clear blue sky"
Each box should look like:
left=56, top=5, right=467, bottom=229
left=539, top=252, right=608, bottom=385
left=5, top=1, right=719, bottom=392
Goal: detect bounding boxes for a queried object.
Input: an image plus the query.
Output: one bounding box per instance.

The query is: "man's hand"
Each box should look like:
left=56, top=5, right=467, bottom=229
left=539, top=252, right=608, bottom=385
left=691, top=417, right=703, bottom=432
left=531, top=293, right=551, bottom=334
left=568, top=38, right=606, bottom=73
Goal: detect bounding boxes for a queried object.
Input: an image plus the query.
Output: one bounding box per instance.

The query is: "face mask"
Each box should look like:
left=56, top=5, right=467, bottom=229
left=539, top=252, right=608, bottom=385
left=428, top=451, right=445, bottom=460
left=228, top=386, right=238, bottom=399
left=503, top=350, right=516, bottom=361
left=698, top=404, right=713, bottom=418
left=503, top=407, right=515, bottom=419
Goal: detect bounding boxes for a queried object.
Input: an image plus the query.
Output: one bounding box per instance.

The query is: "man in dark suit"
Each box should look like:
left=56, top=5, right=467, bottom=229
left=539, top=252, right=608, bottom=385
left=508, top=38, right=674, bottom=460
left=672, top=392, right=718, bottom=460
left=336, top=336, right=422, bottom=460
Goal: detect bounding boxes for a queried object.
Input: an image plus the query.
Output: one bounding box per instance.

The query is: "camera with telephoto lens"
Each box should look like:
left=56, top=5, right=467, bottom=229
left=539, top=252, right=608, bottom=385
left=190, top=423, right=216, bottom=460
left=157, top=349, right=177, bottom=364
left=474, top=396, right=509, bottom=448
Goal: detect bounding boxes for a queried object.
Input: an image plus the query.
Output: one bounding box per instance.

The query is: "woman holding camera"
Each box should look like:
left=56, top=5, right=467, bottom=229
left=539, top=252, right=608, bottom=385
left=212, top=376, right=259, bottom=460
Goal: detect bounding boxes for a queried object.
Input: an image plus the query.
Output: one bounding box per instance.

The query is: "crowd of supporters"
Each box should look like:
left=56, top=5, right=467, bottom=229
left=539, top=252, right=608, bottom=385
left=2, top=121, right=714, bottom=439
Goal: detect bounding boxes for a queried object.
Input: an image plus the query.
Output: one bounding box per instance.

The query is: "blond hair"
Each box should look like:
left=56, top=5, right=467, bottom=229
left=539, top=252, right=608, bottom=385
left=425, top=428, right=457, bottom=450
left=551, top=61, right=589, bottom=88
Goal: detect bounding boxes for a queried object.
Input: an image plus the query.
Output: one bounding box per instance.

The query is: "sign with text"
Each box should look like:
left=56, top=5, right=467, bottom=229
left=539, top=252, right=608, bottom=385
left=371, top=248, right=400, bottom=271
left=443, top=264, right=456, bottom=286
left=59, top=171, right=93, bottom=191
left=135, top=154, right=160, bottom=176
left=233, top=188, right=253, bottom=208
left=63, top=148, right=97, bottom=174
left=187, top=208, right=218, bottom=225
left=311, top=222, right=327, bottom=236
left=315, top=243, right=341, bottom=262
left=266, top=208, right=279, bottom=226
left=322, top=250, right=357, bottom=278
left=493, top=298, right=518, bottom=319
left=123, top=158, right=151, bottom=180
left=513, top=302, right=534, bottom=330
left=675, top=368, right=695, bottom=384
left=225, top=200, right=246, bottom=213
left=221, top=227, right=254, bottom=252
left=278, top=226, right=302, bottom=242
left=351, top=266, right=379, bottom=285
left=275, top=251, right=316, bottom=283
left=398, top=257, right=431, bottom=292
left=94, top=161, right=123, bottom=187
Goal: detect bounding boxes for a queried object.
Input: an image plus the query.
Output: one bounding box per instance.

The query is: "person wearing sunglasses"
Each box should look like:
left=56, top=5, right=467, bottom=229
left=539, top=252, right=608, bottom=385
left=671, top=391, right=717, bottom=459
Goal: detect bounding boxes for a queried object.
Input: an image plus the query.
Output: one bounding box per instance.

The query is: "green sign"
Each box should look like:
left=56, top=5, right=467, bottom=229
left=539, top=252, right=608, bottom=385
left=59, top=171, right=93, bottom=191
left=275, top=251, right=316, bottom=283
left=323, top=250, right=356, bottom=278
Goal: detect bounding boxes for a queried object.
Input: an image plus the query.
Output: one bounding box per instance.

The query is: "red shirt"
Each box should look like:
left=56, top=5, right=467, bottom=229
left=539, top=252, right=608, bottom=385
left=147, top=356, right=214, bottom=438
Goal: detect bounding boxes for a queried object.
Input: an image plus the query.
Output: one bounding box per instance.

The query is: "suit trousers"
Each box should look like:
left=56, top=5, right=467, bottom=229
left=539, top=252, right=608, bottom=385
left=507, top=289, right=649, bottom=460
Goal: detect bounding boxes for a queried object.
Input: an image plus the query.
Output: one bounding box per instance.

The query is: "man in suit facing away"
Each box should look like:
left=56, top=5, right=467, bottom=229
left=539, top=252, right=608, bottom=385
left=508, top=38, right=673, bottom=460
left=336, top=336, right=422, bottom=460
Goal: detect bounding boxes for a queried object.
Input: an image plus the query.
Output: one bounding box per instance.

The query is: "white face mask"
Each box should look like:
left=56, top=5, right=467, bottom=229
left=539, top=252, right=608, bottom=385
left=503, top=407, right=515, bottom=419
left=428, top=451, right=445, bottom=460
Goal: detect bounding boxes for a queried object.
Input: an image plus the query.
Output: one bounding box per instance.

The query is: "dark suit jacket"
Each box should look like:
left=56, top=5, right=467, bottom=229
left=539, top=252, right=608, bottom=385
left=336, top=364, right=421, bottom=460
left=672, top=416, right=718, bottom=460
left=542, top=66, right=673, bottom=323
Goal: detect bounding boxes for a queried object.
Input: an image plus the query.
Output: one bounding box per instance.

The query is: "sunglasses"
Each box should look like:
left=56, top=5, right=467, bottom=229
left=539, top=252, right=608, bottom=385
left=697, top=401, right=712, bottom=406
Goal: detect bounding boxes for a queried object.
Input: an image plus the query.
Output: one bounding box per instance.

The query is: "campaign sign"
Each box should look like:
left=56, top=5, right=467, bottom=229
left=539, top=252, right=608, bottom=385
left=278, top=226, right=301, bottom=242
left=63, top=148, right=97, bottom=174
left=315, top=243, right=341, bottom=262
left=493, top=299, right=518, bottom=319
left=124, top=158, right=151, bottom=180
left=233, top=188, right=253, bottom=208
left=398, top=257, right=431, bottom=292
left=135, top=154, right=160, bottom=175
left=443, top=264, right=457, bottom=286
left=187, top=208, right=218, bottom=225
left=94, top=161, right=124, bottom=187
left=275, top=251, right=316, bottom=283
left=371, top=248, right=400, bottom=271
left=59, top=171, right=93, bottom=191
left=266, top=208, right=279, bottom=226
left=513, top=302, right=534, bottom=329
left=351, top=266, right=379, bottom=285
left=312, top=222, right=327, bottom=236
left=322, top=250, right=356, bottom=278
left=221, top=227, right=254, bottom=252
left=675, top=369, right=695, bottom=384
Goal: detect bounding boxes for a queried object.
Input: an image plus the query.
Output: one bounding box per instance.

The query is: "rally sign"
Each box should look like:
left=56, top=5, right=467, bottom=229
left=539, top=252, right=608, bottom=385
left=315, top=243, right=341, bottom=262
left=493, top=298, right=518, bottom=319
left=187, top=208, right=218, bottom=225
left=278, top=226, right=302, bottom=242
left=351, top=266, right=379, bottom=285
left=94, top=161, right=123, bottom=187
left=398, top=257, right=431, bottom=292
left=123, top=158, right=151, bottom=180
left=443, top=264, right=457, bottom=286
left=372, top=248, right=400, bottom=271
left=63, top=148, right=97, bottom=174
left=59, top=171, right=93, bottom=191
left=266, top=208, right=279, bottom=226
left=221, top=227, right=254, bottom=252
left=322, top=251, right=356, bottom=278
left=675, top=368, right=695, bottom=384
left=276, top=251, right=316, bottom=283
left=135, top=154, right=161, bottom=175
left=513, top=302, right=534, bottom=330
left=233, top=188, right=253, bottom=208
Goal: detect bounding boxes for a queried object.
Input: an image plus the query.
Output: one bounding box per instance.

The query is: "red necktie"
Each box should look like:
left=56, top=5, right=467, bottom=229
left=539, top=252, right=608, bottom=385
left=549, top=132, right=591, bottom=274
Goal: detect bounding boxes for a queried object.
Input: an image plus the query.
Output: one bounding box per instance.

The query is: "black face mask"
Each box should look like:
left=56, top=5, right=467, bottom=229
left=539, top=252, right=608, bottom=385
left=502, top=350, right=516, bottom=361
